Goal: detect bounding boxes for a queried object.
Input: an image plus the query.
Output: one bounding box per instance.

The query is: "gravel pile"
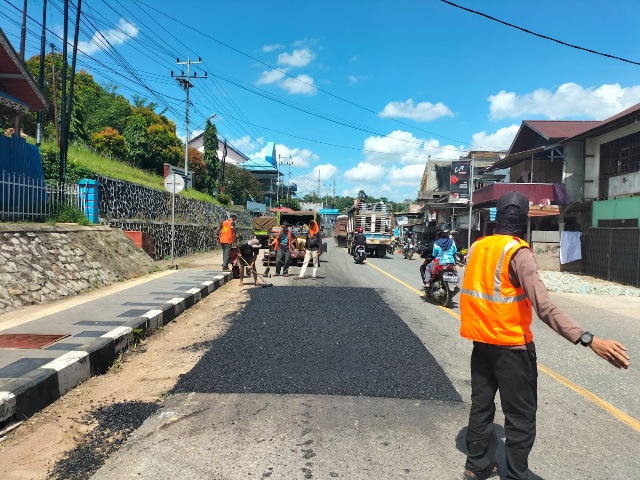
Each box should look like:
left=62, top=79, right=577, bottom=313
left=539, top=271, right=640, bottom=297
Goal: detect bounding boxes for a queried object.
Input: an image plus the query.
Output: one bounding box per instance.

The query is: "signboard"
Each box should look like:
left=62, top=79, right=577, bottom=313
left=449, top=161, right=471, bottom=200
left=396, top=216, right=409, bottom=226
left=246, top=201, right=267, bottom=214
left=163, top=164, right=193, bottom=188
left=163, top=174, right=184, bottom=194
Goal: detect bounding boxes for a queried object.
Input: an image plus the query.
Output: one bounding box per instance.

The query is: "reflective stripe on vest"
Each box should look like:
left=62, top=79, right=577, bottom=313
left=460, top=235, right=532, bottom=345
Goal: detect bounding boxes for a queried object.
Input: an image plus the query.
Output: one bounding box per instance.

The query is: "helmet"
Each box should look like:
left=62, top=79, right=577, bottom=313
left=357, top=227, right=363, bottom=233
left=437, top=223, right=451, bottom=239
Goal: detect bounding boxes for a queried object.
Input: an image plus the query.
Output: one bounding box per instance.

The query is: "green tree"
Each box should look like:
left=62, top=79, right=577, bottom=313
left=302, top=192, right=321, bottom=203
left=90, top=127, right=129, bottom=161
left=223, top=164, right=264, bottom=205
left=202, top=120, right=220, bottom=195
left=146, top=123, right=182, bottom=174
left=124, top=113, right=151, bottom=168
left=278, top=197, right=301, bottom=211
left=179, top=148, right=208, bottom=192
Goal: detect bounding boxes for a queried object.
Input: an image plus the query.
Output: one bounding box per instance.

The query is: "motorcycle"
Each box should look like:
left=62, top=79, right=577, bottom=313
left=387, top=238, right=398, bottom=254
left=421, top=249, right=460, bottom=308
left=353, top=244, right=367, bottom=264
left=454, top=248, right=467, bottom=267
left=402, top=240, right=416, bottom=260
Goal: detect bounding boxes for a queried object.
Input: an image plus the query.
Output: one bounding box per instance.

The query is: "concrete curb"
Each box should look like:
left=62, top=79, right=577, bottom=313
left=0, top=272, right=231, bottom=423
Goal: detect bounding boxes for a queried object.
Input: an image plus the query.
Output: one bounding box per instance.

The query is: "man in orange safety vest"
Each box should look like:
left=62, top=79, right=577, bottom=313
left=459, top=191, right=629, bottom=480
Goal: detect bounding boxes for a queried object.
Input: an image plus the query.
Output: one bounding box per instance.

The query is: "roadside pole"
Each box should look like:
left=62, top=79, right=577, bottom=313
left=164, top=174, right=185, bottom=268
left=467, top=155, right=475, bottom=249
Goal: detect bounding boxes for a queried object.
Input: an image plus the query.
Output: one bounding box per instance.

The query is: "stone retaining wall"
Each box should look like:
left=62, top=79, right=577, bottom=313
left=0, top=224, right=155, bottom=315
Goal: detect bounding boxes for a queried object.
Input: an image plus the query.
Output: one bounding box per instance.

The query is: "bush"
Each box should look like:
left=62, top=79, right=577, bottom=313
left=216, top=193, right=231, bottom=205
left=90, top=127, right=129, bottom=161
left=40, top=147, right=94, bottom=183
left=49, top=204, right=90, bottom=225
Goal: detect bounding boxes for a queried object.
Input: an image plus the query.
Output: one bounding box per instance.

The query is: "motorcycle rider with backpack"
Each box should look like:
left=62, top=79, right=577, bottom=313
left=423, top=223, right=457, bottom=289
left=353, top=227, right=367, bottom=262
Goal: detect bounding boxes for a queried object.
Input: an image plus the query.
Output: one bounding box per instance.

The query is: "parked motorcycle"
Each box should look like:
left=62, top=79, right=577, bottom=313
left=353, top=244, right=367, bottom=264
left=421, top=247, right=460, bottom=308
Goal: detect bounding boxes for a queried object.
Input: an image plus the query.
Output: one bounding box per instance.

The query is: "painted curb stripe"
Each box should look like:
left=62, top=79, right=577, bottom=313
left=101, top=326, right=133, bottom=339
left=41, top=351, right=89, bottom=372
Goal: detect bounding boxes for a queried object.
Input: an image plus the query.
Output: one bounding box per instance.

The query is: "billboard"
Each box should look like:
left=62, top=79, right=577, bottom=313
left=449, top=161, right=471, bottom=201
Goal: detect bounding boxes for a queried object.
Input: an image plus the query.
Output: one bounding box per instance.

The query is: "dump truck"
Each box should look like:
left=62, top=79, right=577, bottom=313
left=333, top=215, right=349, bottom=248
left=261, top=211, right=327, bottom=267
left=253, top=216, right=277, bottom=249
left=346, top=201, right=392, bottom=257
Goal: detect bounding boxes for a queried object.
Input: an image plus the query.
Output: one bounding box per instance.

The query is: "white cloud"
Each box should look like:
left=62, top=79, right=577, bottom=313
left=344, top=162, right=386, bottom=183
left=281, top=74, right=317, bottom=95
left=256, top=69, right=287, bottom=85
left=471, top=124, right=519, bottom=151
left=78, top=18, right=139, bottom=55
left=488, top=82, right=640, bottom=120
left=386, top=164, right=428, bottom=187
left=278, top=48, right=315, bottom=68
left=380, top=99, right=454, bottom=122
left=229, top=135, right=265, bottom=154
left=262, top=43, right=284, bottom=52
left=363, top=130, right=463, bottom=165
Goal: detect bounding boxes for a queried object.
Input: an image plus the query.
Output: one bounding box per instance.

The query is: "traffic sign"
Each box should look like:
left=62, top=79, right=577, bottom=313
left=164, top=174, right=184, bottom=194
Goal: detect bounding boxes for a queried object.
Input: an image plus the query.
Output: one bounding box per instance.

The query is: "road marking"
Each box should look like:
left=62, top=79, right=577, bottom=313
left=367, top=260, right=640, bottom=433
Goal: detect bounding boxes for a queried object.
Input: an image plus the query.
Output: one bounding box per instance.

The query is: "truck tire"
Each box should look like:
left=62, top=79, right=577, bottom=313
left=377, top=246, right=386, bottom=258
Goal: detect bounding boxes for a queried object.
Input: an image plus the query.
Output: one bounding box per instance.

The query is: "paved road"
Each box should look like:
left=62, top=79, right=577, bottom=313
left=93, top=242, right=640, bottom=480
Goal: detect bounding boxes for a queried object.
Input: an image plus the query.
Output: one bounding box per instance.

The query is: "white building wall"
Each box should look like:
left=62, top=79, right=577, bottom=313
left=585, top=122, right=640, bottom=199
left=563, top=141, right=585, bottom=202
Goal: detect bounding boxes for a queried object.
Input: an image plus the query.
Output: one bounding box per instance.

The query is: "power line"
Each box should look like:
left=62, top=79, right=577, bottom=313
left=440, top=0, right=640, bottom=67
left=172, top=57, right=207, bottom=184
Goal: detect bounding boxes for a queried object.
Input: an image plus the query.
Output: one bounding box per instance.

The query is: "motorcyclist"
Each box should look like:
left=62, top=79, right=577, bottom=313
left=354, top=227, right=367, bottom=246
left=423, top=223, right=457, bottom=289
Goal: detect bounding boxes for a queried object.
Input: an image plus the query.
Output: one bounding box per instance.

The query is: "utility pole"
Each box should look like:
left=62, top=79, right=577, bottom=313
left=51, top=43, right=59, bottom=148
left=278, top=154, right=293, bottom=199
left=467, top=154, right=475, bottom=250
left=19, top=0, right=27, bottom=60
left=65, top=0, right=82, bottom=149
left=172, top=58, right=206, bottom=188
left=317, top=170, right=321, bottom=198
left=59, top=0, right=69, bottom=182
left=36, top=0, right=48, bottom=146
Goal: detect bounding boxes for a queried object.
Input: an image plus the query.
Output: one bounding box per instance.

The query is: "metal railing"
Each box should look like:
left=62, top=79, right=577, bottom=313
left=0, top=171, right=80, bottom=221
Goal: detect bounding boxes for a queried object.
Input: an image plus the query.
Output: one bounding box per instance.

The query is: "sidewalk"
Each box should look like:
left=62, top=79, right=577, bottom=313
left=0, top=250, right=231, bottom=424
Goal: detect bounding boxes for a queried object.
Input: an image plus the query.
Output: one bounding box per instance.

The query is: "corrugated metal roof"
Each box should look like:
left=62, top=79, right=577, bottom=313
left=523, top=120, right=601, bottom=140
left=0, top=28, right=48, bottom=112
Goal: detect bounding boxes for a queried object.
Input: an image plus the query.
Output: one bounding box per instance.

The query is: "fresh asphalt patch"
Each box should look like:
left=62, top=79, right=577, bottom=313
left=172, top=286, right=462, bottom=402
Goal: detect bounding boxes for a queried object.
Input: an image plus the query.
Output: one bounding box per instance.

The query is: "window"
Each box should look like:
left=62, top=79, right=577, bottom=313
left=601, top=131, right=640, bottom=176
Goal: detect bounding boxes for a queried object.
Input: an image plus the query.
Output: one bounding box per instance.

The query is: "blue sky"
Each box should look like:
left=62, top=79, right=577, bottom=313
left=5, top=0, right=640, bottom=201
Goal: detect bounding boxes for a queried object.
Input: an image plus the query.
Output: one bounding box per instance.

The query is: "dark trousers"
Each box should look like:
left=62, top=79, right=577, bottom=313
left=465, top=342, right=538, bottom=480
left=275, top=248, right=290, bottom=274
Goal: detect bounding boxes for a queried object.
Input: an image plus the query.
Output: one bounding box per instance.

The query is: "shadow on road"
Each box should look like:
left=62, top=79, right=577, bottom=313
left=173, top=286, right=462, bottom=402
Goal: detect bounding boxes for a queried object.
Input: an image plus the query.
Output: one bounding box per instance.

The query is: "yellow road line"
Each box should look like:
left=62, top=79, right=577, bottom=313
left=367, top=260, right=640, bottom=433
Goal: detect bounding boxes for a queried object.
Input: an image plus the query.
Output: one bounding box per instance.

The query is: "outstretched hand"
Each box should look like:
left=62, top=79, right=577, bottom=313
left=590, top=338, right=630, bottom=369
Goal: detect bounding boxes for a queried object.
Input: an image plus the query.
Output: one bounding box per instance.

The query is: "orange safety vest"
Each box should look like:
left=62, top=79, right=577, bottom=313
left=273, top=229, right=293, bottom=251
left=219, top=219, right=235, bottom=244
left=460, top=235, right=533, bottom=346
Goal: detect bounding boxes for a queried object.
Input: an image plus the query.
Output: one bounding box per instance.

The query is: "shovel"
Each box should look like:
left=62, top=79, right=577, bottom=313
left=238, top=254, right=273, bottom=288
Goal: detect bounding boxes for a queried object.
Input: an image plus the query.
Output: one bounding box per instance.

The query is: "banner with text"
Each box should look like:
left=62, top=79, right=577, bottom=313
left=449, top=161, right=470, bottom=201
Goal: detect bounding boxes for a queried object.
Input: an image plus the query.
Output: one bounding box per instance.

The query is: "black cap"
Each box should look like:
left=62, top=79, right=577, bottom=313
left=497, top=191, right=529, bottom=216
